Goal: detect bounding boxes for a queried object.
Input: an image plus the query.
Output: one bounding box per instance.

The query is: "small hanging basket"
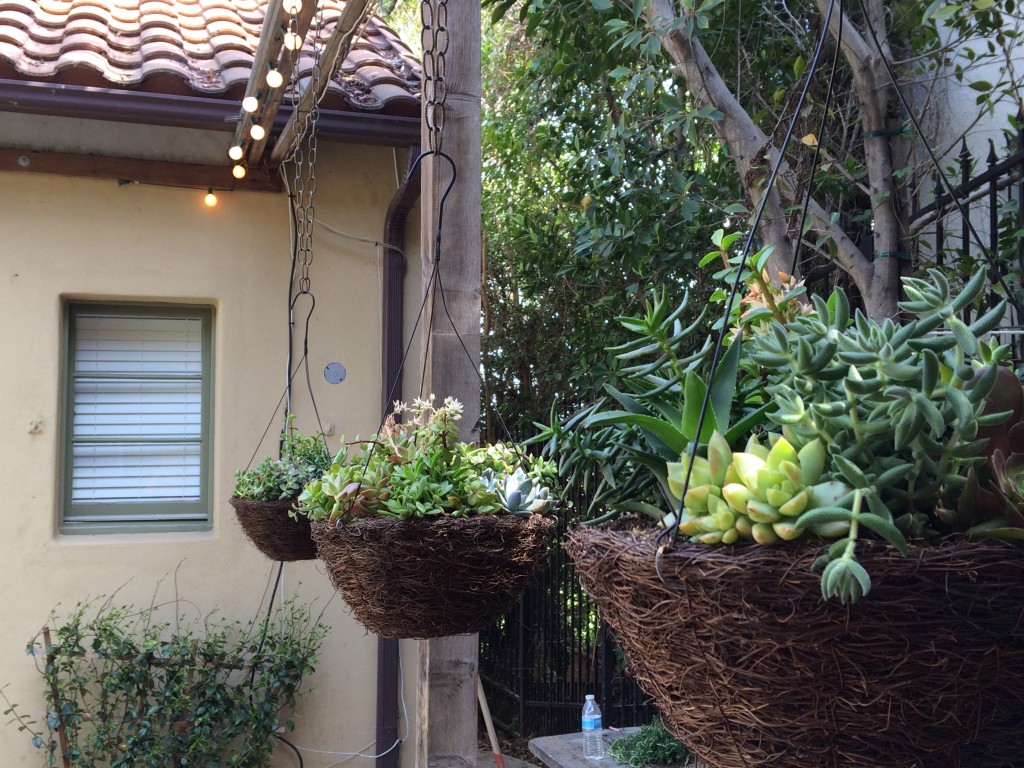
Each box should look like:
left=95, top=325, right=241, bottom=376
left=565, top=526, right=1024, bottom=768
left=311, top=514, right=556, bottom=639
left=229, top=497, right=318, bottom=562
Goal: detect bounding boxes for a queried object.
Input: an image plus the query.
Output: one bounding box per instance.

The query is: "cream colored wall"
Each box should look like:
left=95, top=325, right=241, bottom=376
left=0, top=141, right=423, bottom=767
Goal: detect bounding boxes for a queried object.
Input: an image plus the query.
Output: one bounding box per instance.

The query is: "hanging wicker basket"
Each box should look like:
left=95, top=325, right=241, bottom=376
left=229, top=496, right=318, bottom=562
left=565, top=526, right=1024, bottom=768
left=311, top=514, right=556, bottom=639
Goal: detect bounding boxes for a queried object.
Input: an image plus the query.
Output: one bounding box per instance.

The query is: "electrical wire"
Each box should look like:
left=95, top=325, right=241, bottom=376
left=791, top=1, right=844, bottom=277
left=282, top=649, right=410, bottom=764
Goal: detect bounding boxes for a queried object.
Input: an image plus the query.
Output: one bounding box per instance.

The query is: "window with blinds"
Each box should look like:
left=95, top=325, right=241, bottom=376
left=62, top=303, right=214, bottom=532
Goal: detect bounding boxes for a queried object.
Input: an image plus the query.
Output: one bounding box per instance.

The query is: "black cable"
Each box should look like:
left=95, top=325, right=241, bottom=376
left=854, top=0, right=1023, bottom=318
left=273, top=733, right=305, bottom=768
left=791, top=2, right=844, bottom=277
left=657, top=0, right=840, bottom=550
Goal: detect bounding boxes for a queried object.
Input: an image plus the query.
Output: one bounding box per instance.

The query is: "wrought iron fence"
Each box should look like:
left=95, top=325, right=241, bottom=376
left=912, top=116, right=1024, bottom=363
left=479, top=478, right=655, bottom=738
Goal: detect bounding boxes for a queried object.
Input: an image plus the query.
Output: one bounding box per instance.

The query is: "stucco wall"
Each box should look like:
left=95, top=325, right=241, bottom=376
left=0, top=140, right=423, bottom=767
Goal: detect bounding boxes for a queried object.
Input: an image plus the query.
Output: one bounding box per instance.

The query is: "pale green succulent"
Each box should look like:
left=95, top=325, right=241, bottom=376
left=667, top=429, right=850, bottom=546
left=485, top=467, right=555, bottom=516
left=747, top=268, right=1009, bottom=603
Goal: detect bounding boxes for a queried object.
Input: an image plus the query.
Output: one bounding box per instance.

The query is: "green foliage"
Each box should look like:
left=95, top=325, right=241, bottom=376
left=748, top=269, right=1011, bottom=601
left=480, top=7, right=727, bottom=433
left=298, top=396, right=556, bottom=523
left=232, top=418, right=332, bottom=502
left=608, top=718, right=693, bottom=768
left=15, top=596, right=327, bottom=768
left=531, top=287, right=771, bottom=520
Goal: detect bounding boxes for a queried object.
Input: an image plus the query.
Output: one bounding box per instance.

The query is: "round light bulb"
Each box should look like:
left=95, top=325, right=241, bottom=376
left=284, top=0, right=301, bottom=13
left=266, top=68, right=284, bottom=88
left=204, top=189, right=218, bottom=207
left=232, top=164, right=247, bottom=179
left=242, top=95, right=259, bottom=113
left=284, top=30, right=303, bottom=50
left=228, top=144, right=244, bottom=161
left=249, top=123, right=266, bottom=141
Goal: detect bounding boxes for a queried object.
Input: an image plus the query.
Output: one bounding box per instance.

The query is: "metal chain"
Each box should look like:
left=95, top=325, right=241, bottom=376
left=290, top=3, right=324, bottom=295
left=420, top=0, right=448, bottom=156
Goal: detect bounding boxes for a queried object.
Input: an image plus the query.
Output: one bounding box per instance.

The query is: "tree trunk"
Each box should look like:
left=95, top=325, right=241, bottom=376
left=647, top=0, right=907, bottom=317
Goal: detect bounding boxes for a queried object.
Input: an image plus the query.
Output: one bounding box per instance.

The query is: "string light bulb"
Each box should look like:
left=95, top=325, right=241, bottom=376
left=284, top=30, right=303, bottom=50
left=228, top=144, right=244, bottom=161
left=249, top=122, right=266, bottom=141
left=284, top=0, right=301, bottom=13
left=241, top=95, right=259, bottom=113
left=266, top=67, right=284, bottom=88
left=204, top=188, right=218, bottom=207
left=232, top=164, right=247, bottom=179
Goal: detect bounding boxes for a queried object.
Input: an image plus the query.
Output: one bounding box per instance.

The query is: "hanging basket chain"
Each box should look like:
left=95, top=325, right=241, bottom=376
left=421, top=0, right=448, bottom=157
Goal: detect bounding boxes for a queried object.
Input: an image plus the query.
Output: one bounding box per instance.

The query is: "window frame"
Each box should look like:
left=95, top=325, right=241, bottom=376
left=60, top=301, right=215, bottom=534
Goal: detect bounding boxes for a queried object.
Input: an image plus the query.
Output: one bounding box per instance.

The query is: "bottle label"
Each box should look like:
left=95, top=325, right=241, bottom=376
left=582, top=715, right=602, bottom=731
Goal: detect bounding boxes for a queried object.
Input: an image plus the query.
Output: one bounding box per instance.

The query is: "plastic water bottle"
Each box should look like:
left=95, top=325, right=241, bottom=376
left=582, top=694, right=604, bottom=760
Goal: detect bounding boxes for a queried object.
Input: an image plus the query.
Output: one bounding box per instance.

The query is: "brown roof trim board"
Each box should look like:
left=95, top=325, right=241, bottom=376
left=0, top=77, right=420, bottom=146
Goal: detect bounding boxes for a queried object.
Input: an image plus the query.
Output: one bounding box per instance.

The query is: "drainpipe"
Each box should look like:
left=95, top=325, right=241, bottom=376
left=377, top=142, right=421, bottom=768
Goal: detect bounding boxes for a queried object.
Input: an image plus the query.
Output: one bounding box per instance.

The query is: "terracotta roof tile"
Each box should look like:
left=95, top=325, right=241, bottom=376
left=0, top=0, right=420, bottom=114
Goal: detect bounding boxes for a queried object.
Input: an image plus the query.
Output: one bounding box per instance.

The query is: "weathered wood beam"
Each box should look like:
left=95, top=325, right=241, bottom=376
left=0, top=147, right=281, bottom=192
left=267, top=0, right=372, bottom=168
left=244, top=0, right=319, bottom=162
left=229, top=0, right=286, bottom=166
left=416, top=0, right=482, bottom=767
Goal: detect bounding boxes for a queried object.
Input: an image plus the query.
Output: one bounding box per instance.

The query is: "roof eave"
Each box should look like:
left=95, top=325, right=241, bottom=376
left=0, top=78, right=420, bottom=148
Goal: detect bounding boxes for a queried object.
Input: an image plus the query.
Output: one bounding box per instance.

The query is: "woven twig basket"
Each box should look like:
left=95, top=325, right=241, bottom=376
left=311, top=514, right=556, bottom=639
left=229, top=497, right=318, bottom=561
left=565, top=527, right=1024, bottom=768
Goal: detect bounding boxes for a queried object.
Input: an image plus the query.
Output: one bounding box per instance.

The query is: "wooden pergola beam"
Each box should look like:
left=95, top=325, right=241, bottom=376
left=0, top=147, right=281, bottom=192
left=229, top=0, right=286, bottom=165
left=243, top=0, right=319, bottom=163
left=266, top=0, right=372, bottom=168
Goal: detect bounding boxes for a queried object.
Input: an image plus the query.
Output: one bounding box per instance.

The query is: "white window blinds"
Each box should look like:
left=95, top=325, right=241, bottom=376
left=64, top=306, right=212, bottom=530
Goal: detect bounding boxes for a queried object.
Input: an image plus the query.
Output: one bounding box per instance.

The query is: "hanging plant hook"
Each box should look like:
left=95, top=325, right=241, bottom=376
left=406, top=149, right=457, bottom=263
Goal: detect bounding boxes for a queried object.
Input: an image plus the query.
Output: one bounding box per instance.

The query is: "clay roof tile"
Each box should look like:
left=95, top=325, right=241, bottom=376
left=0, top=0, right=419, bottom=111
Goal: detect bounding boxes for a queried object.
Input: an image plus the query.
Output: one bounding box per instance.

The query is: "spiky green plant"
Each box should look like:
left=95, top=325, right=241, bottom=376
left=748, top=268, right=1010, bottom=602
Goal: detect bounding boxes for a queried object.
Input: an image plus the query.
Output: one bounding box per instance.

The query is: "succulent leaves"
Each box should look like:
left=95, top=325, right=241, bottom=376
left=297, top=397, right=556, bottom=523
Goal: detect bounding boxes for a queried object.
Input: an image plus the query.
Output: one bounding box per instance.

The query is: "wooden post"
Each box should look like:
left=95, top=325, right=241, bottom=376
left=416, top=1, right=482, bottom=767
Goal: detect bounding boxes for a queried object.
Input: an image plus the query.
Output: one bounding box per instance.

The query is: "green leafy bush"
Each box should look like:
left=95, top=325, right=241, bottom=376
left=13, top=596, right=327, bottom=768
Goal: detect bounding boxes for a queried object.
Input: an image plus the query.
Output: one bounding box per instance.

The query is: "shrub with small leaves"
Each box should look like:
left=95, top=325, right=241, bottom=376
left=11, top=596, right=327, bottom=768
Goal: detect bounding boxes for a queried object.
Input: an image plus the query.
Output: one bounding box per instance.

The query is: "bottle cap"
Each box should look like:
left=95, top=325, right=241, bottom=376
left=585, top=694, right=595, bottom=700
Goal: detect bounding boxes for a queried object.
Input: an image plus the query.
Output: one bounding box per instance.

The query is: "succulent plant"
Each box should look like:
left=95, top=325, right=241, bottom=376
left=485, top=467, right=556, bottom=515
left=297, top=397, right=555, bottom=523
left=232, top=420, right=332, bottom=502
left=745, top=267, right=1011, bottom=602
left=667, top=429, right=852, bottom=546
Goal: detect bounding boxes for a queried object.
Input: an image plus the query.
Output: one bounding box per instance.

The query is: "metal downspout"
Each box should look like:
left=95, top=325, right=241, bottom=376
left=377, top=143, right=421, bottom=768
